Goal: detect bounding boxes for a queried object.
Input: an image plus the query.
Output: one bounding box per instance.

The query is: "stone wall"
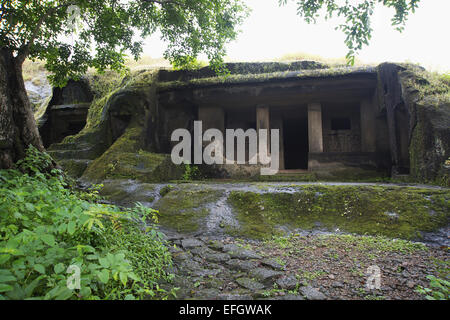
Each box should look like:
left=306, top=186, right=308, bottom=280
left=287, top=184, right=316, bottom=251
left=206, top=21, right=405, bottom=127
left=322, top=103, right=362, bottom=153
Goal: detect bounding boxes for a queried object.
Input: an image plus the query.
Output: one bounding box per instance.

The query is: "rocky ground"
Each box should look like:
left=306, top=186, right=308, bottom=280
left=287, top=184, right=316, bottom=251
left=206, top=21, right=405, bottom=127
left=95, top=180, right=449, bottom=300
left=160, top=230, right=448, bottom=300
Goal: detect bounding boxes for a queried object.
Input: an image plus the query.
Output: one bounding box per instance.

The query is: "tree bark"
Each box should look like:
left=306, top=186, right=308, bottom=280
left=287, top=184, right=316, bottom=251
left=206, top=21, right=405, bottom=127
left=0, top=48, right=45, bottom=169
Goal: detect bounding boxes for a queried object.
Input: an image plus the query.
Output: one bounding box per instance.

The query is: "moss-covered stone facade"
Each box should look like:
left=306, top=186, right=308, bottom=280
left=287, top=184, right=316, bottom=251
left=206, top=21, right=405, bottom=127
left=40, top=61, right=449, bottom=186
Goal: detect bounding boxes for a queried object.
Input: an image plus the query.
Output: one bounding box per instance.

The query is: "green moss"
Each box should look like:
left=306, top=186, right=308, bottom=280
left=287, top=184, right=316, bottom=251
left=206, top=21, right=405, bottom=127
left=154, top=188, right=222, bottom=233
left=400, top=66, right=450, bottom=105
left=157, top=66, right=376, bottom=91
left=99, top=180, right=157, bottom=206
left=228, top=185, right=450, bottom=240
left=60, top=68, right=156, bottom=149
left=56, top=159, right=90, bottom=178
left=123, top=69, right=156, bottom=88
left=82, top=124, right=183, bottom=182
left=401, top=66, right=450, bottom=187
left=159, top=185, right=175, bottom=197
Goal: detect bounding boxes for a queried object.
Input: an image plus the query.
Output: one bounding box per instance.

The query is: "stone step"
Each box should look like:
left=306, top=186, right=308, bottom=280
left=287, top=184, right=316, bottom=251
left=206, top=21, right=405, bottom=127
left=56, top=159, right=92, bottom=178
left=48, top=141, right=92, bottom=151
left=47, top=147, right=98, bottom=160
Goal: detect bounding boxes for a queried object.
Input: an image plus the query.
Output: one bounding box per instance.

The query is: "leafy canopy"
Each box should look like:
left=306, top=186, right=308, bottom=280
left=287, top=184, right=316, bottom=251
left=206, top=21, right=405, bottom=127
left=280, top=0, right=421, bottom=64
left=0, top=0, right=249, bottom=85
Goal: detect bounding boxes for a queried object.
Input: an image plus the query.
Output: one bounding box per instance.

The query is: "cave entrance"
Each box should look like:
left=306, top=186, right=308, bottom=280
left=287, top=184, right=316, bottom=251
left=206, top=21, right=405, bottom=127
left=41, top=105, right=90, bottom=148
left=283, top=116, right=309, bottom=170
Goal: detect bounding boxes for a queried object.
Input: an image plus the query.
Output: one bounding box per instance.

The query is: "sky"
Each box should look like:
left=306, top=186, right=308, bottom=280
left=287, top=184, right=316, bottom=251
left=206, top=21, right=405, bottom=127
left=142, top=0, right=450, bottom=72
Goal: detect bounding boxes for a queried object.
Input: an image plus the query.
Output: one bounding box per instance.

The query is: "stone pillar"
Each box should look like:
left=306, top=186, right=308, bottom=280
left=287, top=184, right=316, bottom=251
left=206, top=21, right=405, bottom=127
left=198, top=106, right=225, bottom=133
left=360, top=98, right=376, bottom=152
left=308, top=103, right=323, bottom=153
left=257, top=105, right=270, bottom=152
left=271, top=115, right=285, bottom=170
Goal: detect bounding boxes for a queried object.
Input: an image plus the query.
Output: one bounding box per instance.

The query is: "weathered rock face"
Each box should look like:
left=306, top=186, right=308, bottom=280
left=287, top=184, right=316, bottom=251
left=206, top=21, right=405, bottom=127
left=396, top=67, right=450, bottom=186
left=24, top=76, right=52, bottom=110
left=377, top=63, right=450, bottom=185
left=81, top=124, right=184, bottom=183
left=408, top=98, right=449, bottom=185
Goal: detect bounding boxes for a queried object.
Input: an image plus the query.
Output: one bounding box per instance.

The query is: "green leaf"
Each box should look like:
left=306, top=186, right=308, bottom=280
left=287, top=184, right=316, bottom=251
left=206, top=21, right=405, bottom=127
left=67, top=221, right=76, bottom=235
left=0, top=284, right=13, bottom=293
left=34, top=264, right=45, bottom=274
left=0, top=254, right=11, bottom=264
left=24, top=275, right=44, bottom=297
left=54, top=263, right=65, bottom=274
left=119, top=272, right=128, bottom=286
left=98, top=269, right=109, bottom=284
left=57, top=223, right=67, bottom=234
left=80, top=286, right=91, bottom=298
left=115, top=253, right=125, bottom=261
left=55, top=288, right=74, bottom=300
left=41, top=234, right=55, bottom=246
left=0, top=274, right=16, bottom=282
left=98, top=258, right=109, bottom=268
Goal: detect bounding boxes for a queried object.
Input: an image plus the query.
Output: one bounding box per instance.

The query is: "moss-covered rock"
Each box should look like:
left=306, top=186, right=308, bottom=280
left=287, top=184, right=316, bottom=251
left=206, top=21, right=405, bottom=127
left=153, top=187, right=223, bottom=233
left=157, top=66, right=376, bottom=91
left=56, top=159, right=91, bottom=178
left=158, top=61, right=329, bottom=83
left=398, top=66, right=450, bottom=186
left=98, top=179, right=159, bottom=207
left=82, top=124, right=184, bottom=182
left=47, top=69, right=157, bottom=163
left=227, top=185, right=449, bottom=240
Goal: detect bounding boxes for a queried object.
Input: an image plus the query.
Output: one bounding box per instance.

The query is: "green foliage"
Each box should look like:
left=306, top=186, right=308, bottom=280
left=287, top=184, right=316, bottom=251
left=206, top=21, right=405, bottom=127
left=416, top=275, right=450, bottom=300
left=280, top=0, right=421, bottom=65
left=182, top=162, right=201, bottom=181
left=1, top=0, right=249, bottom=86
left=268, top=235, right=295, bottom=249
left=172, top=57, right=208, bottom=71
left=0, top=147, right=173, bottom=300
left=16, top=145, right=54, bottom=175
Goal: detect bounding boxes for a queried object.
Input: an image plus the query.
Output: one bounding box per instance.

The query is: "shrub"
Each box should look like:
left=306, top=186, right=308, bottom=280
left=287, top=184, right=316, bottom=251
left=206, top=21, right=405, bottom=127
left=0, top=148, right=174, bottom=300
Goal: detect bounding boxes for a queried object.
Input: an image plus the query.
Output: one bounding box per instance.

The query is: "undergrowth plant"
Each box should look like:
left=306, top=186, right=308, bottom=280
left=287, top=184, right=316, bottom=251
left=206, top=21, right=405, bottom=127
left=0, top=147, right=175, bottom=300
left=182, top=162, right=201, bottom=181
left=416, top=275, right=450, bottom=300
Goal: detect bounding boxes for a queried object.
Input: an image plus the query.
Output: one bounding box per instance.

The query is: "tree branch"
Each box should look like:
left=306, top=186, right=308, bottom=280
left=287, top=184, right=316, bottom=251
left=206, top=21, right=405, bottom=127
left=16, top=2, right=75, bottom=65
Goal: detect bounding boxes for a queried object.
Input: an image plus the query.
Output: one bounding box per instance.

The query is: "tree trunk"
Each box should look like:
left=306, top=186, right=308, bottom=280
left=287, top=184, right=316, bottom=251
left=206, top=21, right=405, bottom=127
left=0, top=48, right=45, bottom=169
